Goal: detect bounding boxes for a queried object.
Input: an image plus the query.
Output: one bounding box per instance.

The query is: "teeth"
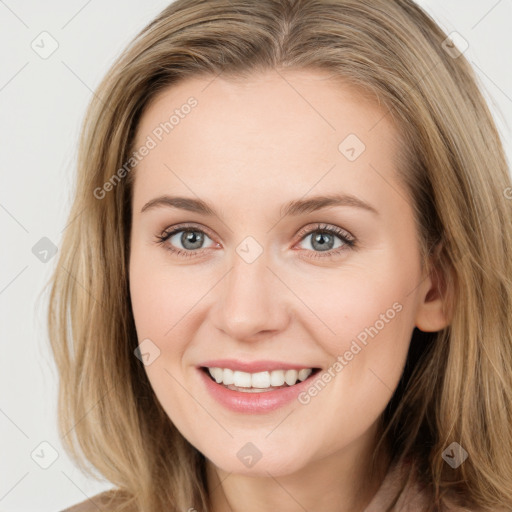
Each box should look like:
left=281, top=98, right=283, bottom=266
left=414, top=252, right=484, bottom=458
left=223, top=368, right=234, bottom=385
left=207, top=367, right=314, bottom=389
left=298, top=368, right=313, bottom=381
left=270, top=370, right=285, bottom=387
left=233, top=370, right=252, bottom=388
left=251, top=371, right=270, bottom=388
left=284, top=369, right=298, bottom=386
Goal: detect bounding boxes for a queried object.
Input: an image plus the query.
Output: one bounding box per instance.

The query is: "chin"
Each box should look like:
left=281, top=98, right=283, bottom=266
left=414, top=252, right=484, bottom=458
left=206, top=445, right=310, bottom=478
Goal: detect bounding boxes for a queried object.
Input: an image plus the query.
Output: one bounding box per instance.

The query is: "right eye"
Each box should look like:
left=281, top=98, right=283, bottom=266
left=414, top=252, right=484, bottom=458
left=155, top=224, right=218, bottom=257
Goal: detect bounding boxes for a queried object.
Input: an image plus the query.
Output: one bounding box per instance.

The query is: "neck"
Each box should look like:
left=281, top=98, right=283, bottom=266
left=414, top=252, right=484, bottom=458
left=205, top=422, right=392, bottom=512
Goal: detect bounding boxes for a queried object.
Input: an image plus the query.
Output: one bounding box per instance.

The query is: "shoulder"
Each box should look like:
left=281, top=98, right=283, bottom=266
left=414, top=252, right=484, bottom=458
left=364, top=456, right=486, bottom=512
left=59, top=490, right=124, bottom=512
left=395, top=461, right=494, bottom=512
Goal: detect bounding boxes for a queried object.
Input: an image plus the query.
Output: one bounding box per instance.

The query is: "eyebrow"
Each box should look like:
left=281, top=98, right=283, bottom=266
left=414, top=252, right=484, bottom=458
left=140, top=193, right=379, bottom=217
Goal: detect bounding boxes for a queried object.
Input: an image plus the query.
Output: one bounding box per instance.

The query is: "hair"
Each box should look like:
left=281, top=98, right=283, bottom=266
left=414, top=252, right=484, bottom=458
left=46, top=0, right=512, bottom=511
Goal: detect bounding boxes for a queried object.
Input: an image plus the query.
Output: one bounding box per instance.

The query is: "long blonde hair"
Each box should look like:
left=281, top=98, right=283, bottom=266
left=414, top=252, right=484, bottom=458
left=47, top=1, right=512, bottom=510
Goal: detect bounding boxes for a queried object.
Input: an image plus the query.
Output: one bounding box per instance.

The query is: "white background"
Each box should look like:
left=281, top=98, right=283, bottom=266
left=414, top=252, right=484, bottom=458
left=1, top=1, right=511, bottom=510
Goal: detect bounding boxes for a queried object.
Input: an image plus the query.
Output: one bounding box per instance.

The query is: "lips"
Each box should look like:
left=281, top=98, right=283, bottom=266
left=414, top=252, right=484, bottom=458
left=197, top=364, right=321, bottom=413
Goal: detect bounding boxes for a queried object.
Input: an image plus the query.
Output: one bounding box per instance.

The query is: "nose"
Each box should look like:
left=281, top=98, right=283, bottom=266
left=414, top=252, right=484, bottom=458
left=211, top=247, right=290, bottom=342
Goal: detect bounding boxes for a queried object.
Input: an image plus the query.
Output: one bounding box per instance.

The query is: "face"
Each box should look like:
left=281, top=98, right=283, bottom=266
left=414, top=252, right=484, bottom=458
left=128, top=69, right=444, bottom=478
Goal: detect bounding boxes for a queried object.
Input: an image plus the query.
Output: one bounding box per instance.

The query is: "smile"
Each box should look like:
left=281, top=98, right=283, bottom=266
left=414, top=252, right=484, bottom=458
left=198, top=365, right=322, bottom=413
left=205, top=367, right=319, bottom=392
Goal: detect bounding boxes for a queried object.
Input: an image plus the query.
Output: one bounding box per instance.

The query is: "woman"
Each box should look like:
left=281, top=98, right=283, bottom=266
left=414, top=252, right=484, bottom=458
left=48, top=0, right=512, bottom=510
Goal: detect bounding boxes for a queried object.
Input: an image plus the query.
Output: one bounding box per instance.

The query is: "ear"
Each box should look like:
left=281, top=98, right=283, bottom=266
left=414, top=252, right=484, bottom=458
left=414, top=243, right=453, bottom=332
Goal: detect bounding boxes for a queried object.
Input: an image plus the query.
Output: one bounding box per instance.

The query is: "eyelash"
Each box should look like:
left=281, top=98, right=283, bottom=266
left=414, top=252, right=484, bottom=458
left=154, top=222, right=356, bottom=260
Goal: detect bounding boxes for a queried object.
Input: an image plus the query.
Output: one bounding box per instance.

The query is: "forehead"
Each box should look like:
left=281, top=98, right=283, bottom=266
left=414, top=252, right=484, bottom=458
left=131, top=69, right=405, bottom=213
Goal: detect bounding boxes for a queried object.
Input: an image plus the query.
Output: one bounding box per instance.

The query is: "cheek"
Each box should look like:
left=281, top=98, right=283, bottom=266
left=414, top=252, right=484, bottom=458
left=128, top=249, right=213, bottom=388
left=291, top=270, right=416, bottom=454
left=128, top=246, right=205, bottom=339
left=128, top=250, right=190, bottom=399
left=129, top=266, right=170, bottom=346
left=298, top=256, right=419, bottom=388
left=128, top=254, right=199, bottom=429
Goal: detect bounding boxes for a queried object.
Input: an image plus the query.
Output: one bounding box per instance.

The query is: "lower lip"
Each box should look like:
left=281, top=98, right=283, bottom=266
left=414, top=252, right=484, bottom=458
left=198, top=368, right=319, bottom=414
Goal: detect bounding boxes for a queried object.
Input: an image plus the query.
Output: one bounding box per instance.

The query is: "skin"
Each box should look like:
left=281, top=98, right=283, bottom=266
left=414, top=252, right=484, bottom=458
left=128, top=69, right=450, bottom=512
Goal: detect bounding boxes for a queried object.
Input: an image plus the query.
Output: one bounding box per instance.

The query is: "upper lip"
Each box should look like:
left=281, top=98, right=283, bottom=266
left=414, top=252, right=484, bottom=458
left=199, top=359, right=319, bottom=373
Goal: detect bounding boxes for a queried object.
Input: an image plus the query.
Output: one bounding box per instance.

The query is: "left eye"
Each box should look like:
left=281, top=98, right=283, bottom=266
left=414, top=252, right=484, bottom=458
left=297, top=228, right=350, bottom=253
left=293, top=224, right=356, bottom=259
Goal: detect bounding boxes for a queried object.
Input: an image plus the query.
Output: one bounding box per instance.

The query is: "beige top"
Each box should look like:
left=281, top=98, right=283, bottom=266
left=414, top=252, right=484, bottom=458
left=364, top=458, right=486, bottom=512
left=363, top=457, right=430, bottom=511
left=59, top=458, right=477, bottom=512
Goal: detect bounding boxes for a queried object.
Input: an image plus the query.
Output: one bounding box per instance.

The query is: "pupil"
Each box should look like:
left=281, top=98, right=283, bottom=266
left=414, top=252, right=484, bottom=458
left=313, top=232, right=333, bottom=251
left=182, top=230, right=203, bottom=249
